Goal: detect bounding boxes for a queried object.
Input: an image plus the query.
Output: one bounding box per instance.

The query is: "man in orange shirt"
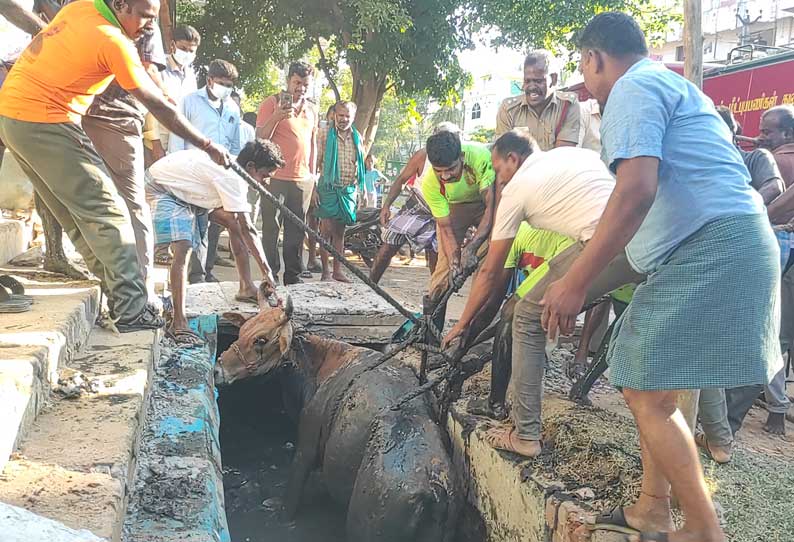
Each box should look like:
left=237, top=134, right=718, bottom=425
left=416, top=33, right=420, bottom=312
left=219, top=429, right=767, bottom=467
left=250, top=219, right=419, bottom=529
left=256, top=61, right=318, bottom=285
left=0, top=0, right=228, bottom=332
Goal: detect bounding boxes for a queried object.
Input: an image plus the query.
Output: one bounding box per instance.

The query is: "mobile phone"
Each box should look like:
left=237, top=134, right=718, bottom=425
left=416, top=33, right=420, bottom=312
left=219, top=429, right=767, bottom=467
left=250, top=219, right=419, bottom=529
left=279, top=91, right=292, bottom=109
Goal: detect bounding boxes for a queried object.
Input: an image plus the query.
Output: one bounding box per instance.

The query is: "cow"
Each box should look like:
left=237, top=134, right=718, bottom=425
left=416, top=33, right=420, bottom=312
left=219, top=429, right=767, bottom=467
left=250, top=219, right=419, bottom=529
left=214, top=286, right=461, bottom=542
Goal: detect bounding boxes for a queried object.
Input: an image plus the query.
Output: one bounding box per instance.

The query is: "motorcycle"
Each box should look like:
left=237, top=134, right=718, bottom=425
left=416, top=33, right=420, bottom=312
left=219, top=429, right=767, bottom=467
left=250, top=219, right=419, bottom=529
left=344, top=207, right=383, bottom=267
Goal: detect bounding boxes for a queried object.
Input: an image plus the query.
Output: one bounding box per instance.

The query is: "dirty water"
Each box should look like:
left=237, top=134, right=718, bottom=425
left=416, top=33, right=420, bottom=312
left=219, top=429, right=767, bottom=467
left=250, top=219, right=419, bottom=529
left=217, top=331, right=487, bottom=542
left=218, top=371, right=346, bottom=542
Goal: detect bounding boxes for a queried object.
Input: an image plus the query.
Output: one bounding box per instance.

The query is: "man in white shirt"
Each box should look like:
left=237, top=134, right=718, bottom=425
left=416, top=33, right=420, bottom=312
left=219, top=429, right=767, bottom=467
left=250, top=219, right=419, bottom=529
left=444, top=130, right=644, bottom=457
left=146, top=139, right=282, bottom=344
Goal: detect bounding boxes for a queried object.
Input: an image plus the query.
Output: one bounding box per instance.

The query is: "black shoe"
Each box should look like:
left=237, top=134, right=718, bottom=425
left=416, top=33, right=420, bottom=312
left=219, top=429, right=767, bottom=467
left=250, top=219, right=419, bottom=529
left=284, top=276, right=304, bottom=286
left=205, top=272, right=220, bottom=283
left=117, top=302, right=165, bottom=333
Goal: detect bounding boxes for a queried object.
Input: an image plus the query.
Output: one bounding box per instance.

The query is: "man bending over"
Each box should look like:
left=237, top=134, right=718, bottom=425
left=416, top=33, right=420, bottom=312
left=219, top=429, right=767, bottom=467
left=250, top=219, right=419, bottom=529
left=146, top=139, right=282, bottom=345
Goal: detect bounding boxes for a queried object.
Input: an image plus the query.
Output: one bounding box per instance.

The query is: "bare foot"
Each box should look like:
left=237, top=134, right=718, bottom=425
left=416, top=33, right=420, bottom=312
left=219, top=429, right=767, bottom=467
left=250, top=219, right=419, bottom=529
left=622, top=499, right=674, bottom=534
left=44, top=257, right=91, bottom=280
left=483, top=426, right=541, bottom=458
left=332, top=272, right=351, bottom=283
left=234, top=287, right=258, bottom=303
left=321, top=272, right=332, bottom=282
left=763, top=412, right=786, bottom=435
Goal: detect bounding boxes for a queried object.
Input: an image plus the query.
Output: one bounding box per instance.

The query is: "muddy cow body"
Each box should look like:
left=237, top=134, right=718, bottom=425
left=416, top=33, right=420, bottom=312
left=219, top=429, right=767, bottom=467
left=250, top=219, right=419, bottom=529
left=215, top=296, right=460, bottom=542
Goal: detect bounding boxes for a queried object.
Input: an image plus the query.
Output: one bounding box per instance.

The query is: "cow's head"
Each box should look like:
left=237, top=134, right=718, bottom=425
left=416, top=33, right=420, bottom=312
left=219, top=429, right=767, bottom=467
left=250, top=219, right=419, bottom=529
left=214, top=288, right=294, bottom=386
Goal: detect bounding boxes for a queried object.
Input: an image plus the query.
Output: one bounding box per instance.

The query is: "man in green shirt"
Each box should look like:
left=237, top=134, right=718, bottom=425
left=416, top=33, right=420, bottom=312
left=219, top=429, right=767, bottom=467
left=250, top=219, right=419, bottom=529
left=422, top=131, right=496, bottom=320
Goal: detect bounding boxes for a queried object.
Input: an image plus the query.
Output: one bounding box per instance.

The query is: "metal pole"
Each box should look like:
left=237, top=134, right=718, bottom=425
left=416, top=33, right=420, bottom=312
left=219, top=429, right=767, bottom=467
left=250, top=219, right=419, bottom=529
left=680, top=0, right=703, bottom=436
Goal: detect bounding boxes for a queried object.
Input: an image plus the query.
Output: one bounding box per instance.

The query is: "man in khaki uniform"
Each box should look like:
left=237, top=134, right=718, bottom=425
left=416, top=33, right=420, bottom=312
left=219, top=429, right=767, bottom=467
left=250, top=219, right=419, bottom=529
left=495, top=50, right=580, bottom=150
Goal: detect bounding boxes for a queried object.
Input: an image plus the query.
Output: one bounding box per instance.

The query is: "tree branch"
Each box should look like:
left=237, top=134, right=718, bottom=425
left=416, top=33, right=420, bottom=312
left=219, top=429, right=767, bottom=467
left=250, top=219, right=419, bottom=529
left=315, top=36, right=341, bottom=102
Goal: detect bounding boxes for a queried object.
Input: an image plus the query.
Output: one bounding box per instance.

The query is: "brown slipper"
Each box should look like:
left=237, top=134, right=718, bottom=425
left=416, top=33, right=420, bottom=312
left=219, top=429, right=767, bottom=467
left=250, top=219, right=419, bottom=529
left=694, top=432, right=732, bottom=464
left=483, top=426, right=541, bottom=458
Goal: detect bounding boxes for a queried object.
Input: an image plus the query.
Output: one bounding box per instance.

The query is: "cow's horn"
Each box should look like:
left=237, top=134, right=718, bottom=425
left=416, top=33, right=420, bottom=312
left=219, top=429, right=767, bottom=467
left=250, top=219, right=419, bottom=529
left=283, top=295, right=294, bottom=320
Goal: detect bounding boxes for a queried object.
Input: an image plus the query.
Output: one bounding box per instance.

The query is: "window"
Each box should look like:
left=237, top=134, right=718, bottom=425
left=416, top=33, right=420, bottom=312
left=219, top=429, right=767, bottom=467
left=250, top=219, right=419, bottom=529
left=471, top=103, right=481, bottom=120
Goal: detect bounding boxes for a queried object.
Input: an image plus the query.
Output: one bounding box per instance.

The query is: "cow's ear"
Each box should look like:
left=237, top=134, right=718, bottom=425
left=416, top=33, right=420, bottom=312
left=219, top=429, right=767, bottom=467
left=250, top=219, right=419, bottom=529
left=279, top=323, right=293, bottom=356
left=222, top=312, right=251, bottom=328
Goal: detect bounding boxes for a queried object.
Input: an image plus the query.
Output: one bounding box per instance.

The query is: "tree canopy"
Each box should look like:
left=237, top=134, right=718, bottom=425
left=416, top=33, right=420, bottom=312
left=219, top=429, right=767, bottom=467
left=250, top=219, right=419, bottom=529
left=179, top=0, right=678, bottom=149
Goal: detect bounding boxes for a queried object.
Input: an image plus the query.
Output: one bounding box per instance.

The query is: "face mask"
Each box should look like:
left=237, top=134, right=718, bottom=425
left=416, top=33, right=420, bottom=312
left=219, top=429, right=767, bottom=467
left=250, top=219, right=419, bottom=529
left=173, top=48, right=195, bottom=67
left=211, top=82, right=233, bottom=101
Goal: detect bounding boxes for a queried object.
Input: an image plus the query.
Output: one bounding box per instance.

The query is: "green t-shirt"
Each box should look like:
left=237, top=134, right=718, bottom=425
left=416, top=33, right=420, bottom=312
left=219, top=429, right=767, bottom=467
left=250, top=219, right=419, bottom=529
left=504, top=223, right=575, bottom=299
left=610, top=283, right=636, bottom=305
left=421, top=142, right=495, bottom=218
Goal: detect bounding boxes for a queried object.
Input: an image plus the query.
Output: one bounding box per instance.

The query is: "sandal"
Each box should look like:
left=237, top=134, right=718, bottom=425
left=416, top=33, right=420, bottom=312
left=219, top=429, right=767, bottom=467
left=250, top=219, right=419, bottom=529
left=166, top=328, right=205, bottom=347
left=0, top=285, right=32, bottom=313
left=0, top=275, right=33, bottom=302
left=467, top=397, right=508, bottom=421
left=694, top=432, right=732, bottom=464
left=154, top=253, right=173, bottom=266
left=588, top=507, right=639, bottom=535
left=299, top=270, right=314, bottom=278
left=116, top=302, right=165, bottom=333
left=234, top=293, right=258, bottom=304
left=483, top=426, right=542, bottom=458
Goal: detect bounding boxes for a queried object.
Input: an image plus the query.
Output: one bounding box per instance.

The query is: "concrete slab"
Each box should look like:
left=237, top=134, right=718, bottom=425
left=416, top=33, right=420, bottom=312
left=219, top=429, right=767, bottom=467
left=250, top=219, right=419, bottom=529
left=0, top=219, right=27, bottom=265
left=186, top=281, right=415, bottom=343
left=123, top=316, right=229, bottom=542
left=0, top=271, right=100, bottom=473
left=0, top=328, right=158, bottom=542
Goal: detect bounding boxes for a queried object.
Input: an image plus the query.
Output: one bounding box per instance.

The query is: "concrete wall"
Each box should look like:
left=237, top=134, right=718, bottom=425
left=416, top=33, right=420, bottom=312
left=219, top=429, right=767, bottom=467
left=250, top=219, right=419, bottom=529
left=0, top=149, right=34, bottom=211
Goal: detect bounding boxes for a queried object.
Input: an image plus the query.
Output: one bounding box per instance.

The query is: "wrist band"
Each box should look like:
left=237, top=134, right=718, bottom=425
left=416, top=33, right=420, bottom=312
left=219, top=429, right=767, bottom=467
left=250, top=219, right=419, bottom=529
left=201, top=138, right=212, bottom=151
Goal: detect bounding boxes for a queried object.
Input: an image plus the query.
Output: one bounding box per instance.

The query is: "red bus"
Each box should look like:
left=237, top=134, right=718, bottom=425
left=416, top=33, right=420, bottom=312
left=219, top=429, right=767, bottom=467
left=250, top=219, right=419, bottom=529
left=568, top=47, right=794, bottom=138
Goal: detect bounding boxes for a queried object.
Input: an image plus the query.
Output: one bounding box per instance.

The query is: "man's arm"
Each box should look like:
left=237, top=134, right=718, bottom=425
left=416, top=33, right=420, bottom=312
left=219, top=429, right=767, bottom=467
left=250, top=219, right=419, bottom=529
left=459, top=184, right=496, bottom=273
left=767, top=188, right=794, bottom=225
left=380, top=149, right=427, bottom=225
left=130, top=85, right=226, bottom=164
left=310, top=121, right=318, bottom=175
left=540, top=156, right=658, bottom=339
left=0, top=0, right=45, bottom=35
left=256, top=96, right=289, bottom=140
left=758, top=178, right=784, bottom=205
left=235, top=213, right=276, bottom=285
left=442, top=238, right=514, bottom=347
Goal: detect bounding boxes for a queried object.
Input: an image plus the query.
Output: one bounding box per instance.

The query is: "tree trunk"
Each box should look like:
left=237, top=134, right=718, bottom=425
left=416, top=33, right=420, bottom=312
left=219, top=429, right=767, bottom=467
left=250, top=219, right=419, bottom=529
left=350, top=62, right=387, bottom=153
left=159, top=0, right=174, bottom=49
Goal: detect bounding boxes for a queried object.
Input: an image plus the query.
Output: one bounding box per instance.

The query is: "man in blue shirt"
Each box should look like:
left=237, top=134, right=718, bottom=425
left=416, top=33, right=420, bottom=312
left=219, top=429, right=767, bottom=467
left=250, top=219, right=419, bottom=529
left=541, top=13, right=780, bottom=542
left=171, top=59, right=241, bottom=282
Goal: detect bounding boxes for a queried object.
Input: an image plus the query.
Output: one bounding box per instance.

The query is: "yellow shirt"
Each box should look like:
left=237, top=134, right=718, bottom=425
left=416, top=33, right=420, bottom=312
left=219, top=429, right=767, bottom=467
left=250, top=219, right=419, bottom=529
left=0, top=1, right=149, bottom=124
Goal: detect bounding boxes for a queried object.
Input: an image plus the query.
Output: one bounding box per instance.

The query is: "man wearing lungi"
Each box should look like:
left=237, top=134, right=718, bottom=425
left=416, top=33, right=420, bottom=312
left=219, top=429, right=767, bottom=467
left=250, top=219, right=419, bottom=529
left=316, top=100, right=366, bottom=282
left=541, top=13, right=780, bottom=542
left=146, top=140, right=282, bottom=345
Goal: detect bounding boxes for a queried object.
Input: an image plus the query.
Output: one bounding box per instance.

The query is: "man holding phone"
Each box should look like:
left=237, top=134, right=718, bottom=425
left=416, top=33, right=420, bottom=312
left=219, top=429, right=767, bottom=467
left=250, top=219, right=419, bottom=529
left=256, top=61, right=318, bottom=285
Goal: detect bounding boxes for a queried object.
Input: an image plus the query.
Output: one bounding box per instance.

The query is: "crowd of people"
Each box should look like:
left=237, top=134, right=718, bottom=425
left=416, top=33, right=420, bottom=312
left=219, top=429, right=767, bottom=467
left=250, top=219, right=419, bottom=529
left=0, top=2, right=792, bottom=541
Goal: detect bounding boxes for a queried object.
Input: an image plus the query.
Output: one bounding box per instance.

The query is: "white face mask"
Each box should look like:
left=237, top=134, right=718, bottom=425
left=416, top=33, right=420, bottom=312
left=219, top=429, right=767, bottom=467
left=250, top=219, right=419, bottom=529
left=172, top=48, right=195, bottom=67
left=211, top=82, right=233, bottom=101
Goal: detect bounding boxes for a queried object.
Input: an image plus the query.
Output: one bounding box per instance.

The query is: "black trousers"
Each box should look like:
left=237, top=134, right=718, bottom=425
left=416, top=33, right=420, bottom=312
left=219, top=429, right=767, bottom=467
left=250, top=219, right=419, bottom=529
left=260, top=179, right=313, bottom=281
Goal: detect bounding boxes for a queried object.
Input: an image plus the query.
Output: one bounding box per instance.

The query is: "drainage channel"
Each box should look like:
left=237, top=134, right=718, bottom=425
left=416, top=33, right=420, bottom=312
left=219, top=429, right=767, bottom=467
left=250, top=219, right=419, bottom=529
left=215, top=329, right=487, bottom=542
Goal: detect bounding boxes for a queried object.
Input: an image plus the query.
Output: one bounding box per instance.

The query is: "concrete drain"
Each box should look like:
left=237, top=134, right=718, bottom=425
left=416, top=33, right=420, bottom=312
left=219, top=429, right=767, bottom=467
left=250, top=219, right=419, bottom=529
left=215, top=329, right=487, bottom=542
